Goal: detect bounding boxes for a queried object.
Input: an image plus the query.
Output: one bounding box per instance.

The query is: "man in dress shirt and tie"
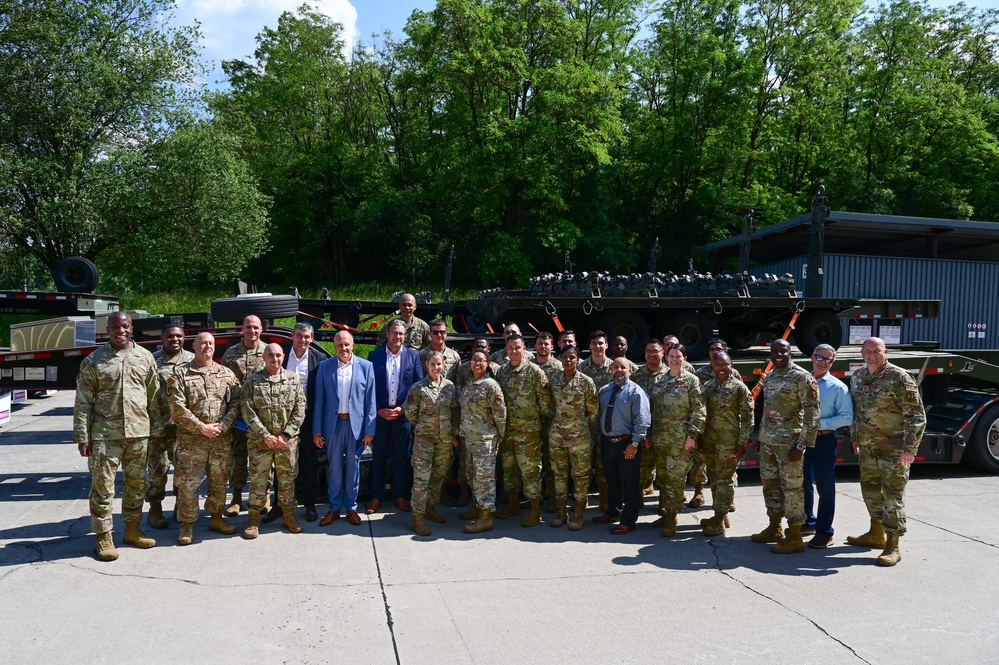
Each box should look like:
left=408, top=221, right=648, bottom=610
left=367, top=319, right=424, bottom=514
left=593, top=358, right=651, bottom=534
left=803, top=344, right=854, bottom=548
left=313, top=331, right=376, bottom=526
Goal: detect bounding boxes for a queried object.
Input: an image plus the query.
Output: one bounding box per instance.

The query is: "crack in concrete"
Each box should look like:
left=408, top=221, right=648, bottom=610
left=366, top=516, right=402, bottom=665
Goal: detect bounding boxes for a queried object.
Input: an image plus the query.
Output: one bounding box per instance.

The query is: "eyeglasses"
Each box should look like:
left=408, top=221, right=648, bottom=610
left=431, top=330, right=447, bottom=336
left=813, top=354, right=834, bottom=363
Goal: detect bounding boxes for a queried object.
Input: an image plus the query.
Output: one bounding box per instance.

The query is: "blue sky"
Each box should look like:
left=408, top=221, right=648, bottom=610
left=171, top=0, right=999, bottom=89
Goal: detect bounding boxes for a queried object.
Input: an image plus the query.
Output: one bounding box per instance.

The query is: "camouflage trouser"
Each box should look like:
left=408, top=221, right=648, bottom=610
left=498, top=429, right=542, bottom=500
left=248, top=440, right=299, bottom=513
left=638, top=444, right=656, bottom=490
left=702, top=435, right=739, bottom=512
left=175, top=436, right=231, bottom=524
left=859, top=445, right=910, bottom=536
left=88, top=437, right=148, bottom=533
left=760, top=440, right=805, bottom=525
left=464, top=434, right=498, bottom=510
left=229, top=428, right=249, bottom=493
left=656, top=437, right=695, bottom=512
left=145, top=425, right=177, bottom=503
left=549, top=432, right=591, bottom=502
left=411, top=434, right=452, bottom=514
left=687, top=448, right=708, bottom=486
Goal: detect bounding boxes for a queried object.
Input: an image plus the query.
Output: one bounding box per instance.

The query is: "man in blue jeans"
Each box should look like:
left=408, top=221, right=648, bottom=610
left=804, top=344, right=853, bottom=548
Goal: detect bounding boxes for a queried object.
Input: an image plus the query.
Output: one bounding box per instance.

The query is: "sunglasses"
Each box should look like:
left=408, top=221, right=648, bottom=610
left=813, top=354, right=834, bottom=363
left=431, top=330, right=447, bottom=336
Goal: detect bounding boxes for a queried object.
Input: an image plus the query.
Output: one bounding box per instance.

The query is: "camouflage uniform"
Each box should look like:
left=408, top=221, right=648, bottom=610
left=74, top=342, right=162, bottom=533
left=580, top=356, right=614, bottom=496
left=532, top=355, right=563, bottom=501
left=548, top=371, right=598, bottom=501
left=649, top=371, right=706, bottom=512
left=452, top=359, right=501, bottom=489
left=167, top=361, right=241, bottom=524
left=491, top=347, right=536, bottom=365
left=377, top=316, right=430, bottom=350
left=146, top=348, right=194, bottom=503
left=458, top=377, right=507, bottom=510
left=495, top=361, right=551, bottom=500
left=242, top=368, right=307, bottom=513
left=702, top=376, right=753, bottom=512
left=851, top=361, right=926, bottom=536
left=758, top=362, right=819, bottom=526
left=221, top=340, right=266, bottom=496
left=404, top=376, right=457, bottom=514
left=420, top=345, right=462, bottom=383
left=632, top=364, right=666, bottom=489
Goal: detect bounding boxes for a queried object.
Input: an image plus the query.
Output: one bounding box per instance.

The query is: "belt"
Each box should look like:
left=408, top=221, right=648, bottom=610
left=337, top=413, right=350, bottom=420
left=817, top=429, right=834, bottom=436
left=602, top=434, right=632, bottom=444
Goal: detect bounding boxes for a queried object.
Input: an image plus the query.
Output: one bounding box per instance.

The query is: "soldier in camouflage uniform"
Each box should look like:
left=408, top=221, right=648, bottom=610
left=649, top=344, right=706, bottom=537
left=699, top=352, right=753, bottom=536
left=490, top=323, right=535, bottom=365
left=752, top=339, right=819, bottom=554
left=662, top=335, right=696, bottom=375
left=241, top=343, right=307, bottom=539
left=75, top=312, right=161, bottom=561
left=847, top=337, right=926, bottom=566
left=495, top=334, right=551, bottom=526
left=146, top=324, right=194, bottom=529
left=532, top=331, right=562, bottom=511
left=458, top=350, right=507, bottom=534
left=557, top=330, right=576, bottom=352
left=610, top=336, right=640, bottom=373
left=419, top=319, right=462, bottom=383
left=168, top=332, right=242, bottom=545
left=632, top=339, right=667, bottom=498
left=376, top=293, right=431, bottom=350
left=452, top=337, right=499, bottom=506
left=221, top=314, right=266, bottom=516
left=690, top=338, right=738, bottom=509
left=548, top=346, right=598, bottom=530
left=580, top=330, right=613, bottom=512
left=404, top=351, right=457, bottom=536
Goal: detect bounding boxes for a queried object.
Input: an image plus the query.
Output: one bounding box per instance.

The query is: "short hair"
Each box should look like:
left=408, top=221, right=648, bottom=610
left=162, top=324, right=183, bottom=335
left=506, top=334, right=525, bottom=345
left=560, top=345, right=579, bottom=357
left=387, top=319, right=407, bottom=333
left=666, top=343, right=687, bottom=357
left=536, top=331, right=553, bottom=342
left=645, top=338, right=663, bottom=349
left=707, top=337, right=729, bottom=350
left=559, top=329, right=575, bottom=339
left=473, top=336, right=489, bottom=346
left=242, top=314, right=261, bottom=326
left=425, top=350, right=445, bottom=362
left=589, top=330, right=607, bottom=342
left=429, top=318, right=447, bottom=329
left=293, top=322, right=314, bottom=335
left=815, top=343, right=836, bottom=355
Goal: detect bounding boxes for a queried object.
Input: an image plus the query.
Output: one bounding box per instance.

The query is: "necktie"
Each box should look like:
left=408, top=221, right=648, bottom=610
left=604, top=384, right=621, bottom=434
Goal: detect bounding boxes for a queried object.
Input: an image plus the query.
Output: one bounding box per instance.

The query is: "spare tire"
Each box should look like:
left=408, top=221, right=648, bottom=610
left=792, top=310, right=843, bottom=357
left=53, top=256, right=100, bottom=293
left=211, top=294, right=300, bottom=323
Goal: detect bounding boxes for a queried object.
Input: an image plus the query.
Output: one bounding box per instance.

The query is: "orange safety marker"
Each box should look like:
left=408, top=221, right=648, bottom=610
left=750, top=310, right=801, bottom=400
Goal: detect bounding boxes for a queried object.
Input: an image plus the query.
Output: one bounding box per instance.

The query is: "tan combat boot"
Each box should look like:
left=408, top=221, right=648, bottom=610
left=751, top=514, right=785, bottom=543
left=771, top=524, right=805, bottom=554
left=568, top=500, right=586, bottom=531
left=522, top=499, right=542, bottom=527
left=687, top=483, right=706, bottom=508
left=550, top=496, right=568, bottom=528
left=660, top=510, right=678, bottom=538
left=877, top=533, right=902, bottom=566
left=94, top=530, right=119, bottom=562
left=177, top=523, right=194, bottom=546
left=224, top=491, right=242, bottom=517
left=464, top=508, right=494, bottom=534
left=495, top=492, right=522, bottom=519
left=848, top=519, right=887, bottom=548
left=209, top=512, right=237, bottom=535
left=282, top=507, right=303, bottom=534
left=425, top=504, right=447, bottom=523
left=410, top=513, right=431, bottom=536
left=243, top=510, right=260, bottom=539
left=701, top=511, right=728, bottom=537
left=458, top=504, right=480, bottom=520
left=147, top=501, right=169, bottom=529
left=123, top=518, right=156, bottom=549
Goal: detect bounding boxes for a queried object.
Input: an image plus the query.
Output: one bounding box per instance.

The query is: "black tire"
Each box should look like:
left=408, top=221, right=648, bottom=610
left=665, top=312, right=715, bottom=360
left=597, top=310, right=651, bottom=361
left=966, top=403, right=999, bottom=474
left=211, top=294, right=300, bottom=323
left=53, top=256, right=100, bottom=293
left=719, top=323, right=762, bottom=350
left=792, top=310, right=844, bottom=357
left=297, top=305, right=328, bottom=333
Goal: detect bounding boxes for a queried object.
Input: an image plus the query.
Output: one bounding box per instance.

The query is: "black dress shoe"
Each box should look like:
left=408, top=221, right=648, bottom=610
left=261, top=505, right=283, bottom=524
left=808, top=533, right=833, bottom=549
left=304, top=506, right=318, bottom=523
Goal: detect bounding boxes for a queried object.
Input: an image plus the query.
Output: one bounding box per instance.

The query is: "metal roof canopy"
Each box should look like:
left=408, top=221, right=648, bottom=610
left=694, top=211, right=999, bottom=264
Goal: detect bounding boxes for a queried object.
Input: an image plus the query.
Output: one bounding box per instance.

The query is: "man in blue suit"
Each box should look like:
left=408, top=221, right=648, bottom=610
left=312, top=331, right=377, bottom=526
left=366, top=319, right=424, bottom=514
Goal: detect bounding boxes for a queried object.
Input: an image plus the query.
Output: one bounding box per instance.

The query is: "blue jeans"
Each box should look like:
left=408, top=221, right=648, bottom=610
left=803, top=432, right=838, bottom=535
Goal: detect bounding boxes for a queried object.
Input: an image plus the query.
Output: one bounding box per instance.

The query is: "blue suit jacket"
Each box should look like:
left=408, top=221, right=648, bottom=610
left=312, top=355, right=377, bottom=449
left=368, top=346, right=424, bottom=426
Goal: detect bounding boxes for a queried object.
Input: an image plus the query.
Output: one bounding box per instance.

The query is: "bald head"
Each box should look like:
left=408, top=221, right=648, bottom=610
left=263, top=342, right=285, bottom=375
left=107, top=311, right=133, bottom=350
left=194, top=332, right=216, bottom=365
left=242, top=315, right=262, bottom=347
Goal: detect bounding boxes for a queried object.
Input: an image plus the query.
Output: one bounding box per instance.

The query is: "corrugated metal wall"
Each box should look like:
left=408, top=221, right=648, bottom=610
left=750, top=254, right=997, bottom=349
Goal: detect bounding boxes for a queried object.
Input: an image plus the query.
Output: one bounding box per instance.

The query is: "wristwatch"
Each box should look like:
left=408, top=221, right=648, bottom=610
left=795, top=441, right=807, bottom=451
left=630, top=441, right=639, bottom=449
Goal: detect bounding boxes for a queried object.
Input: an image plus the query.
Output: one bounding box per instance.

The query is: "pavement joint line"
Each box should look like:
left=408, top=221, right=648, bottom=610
left=366, top=514, right=402, bottom=665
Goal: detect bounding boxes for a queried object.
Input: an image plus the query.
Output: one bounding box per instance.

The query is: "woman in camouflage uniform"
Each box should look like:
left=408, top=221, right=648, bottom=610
left=404, top=351, right=457, bottom=537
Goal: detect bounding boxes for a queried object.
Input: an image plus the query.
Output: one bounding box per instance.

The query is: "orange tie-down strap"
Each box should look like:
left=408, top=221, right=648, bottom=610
left=749, top=310, right=801, bottom=401
left=296, top=311, right=394, bottom=333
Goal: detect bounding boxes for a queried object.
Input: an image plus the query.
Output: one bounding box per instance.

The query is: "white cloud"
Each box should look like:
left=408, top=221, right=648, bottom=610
left=170, top=0, right=359, bottom=87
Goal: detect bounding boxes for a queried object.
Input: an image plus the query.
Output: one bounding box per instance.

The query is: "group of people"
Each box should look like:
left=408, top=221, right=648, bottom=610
left=74, top=293, right=925, bottom=568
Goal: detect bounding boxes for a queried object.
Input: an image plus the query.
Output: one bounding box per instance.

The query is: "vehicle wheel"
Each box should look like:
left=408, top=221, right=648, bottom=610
left=792, top=310, right=843, bottom=357
left=719, top=323, right=761, bottom=350
left=298, top=306, right=328, bottom=333
left=53, top=257, right=100, bottom=293
left=597, top=311, right=651, bottom=361
left=665, top=312, right=715, bottom=360
left=967, top=403, right=999, bottom=474
left=211, top=294, right=300, bottom=323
